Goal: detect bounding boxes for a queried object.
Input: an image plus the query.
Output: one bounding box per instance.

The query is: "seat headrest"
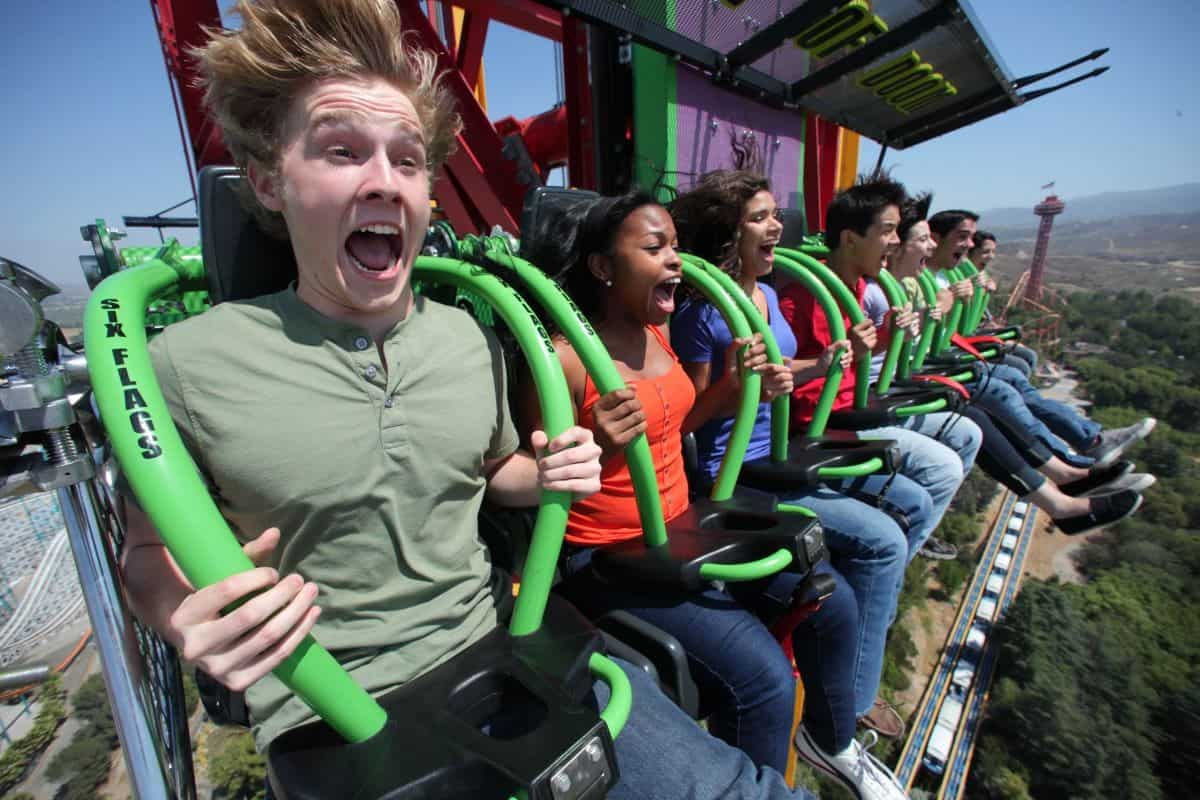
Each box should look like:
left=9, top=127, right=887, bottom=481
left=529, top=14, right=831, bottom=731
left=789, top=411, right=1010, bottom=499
left=517, top=186, right=600, bottom=262
left=777, top=207, right=809, bottom=250
left=198, top=166, right=299, bottom=305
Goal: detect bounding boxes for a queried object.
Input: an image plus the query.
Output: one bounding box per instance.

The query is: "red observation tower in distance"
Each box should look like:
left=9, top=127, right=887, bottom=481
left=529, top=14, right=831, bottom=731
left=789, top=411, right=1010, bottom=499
left=1026, top=194, right=1066, bottom=300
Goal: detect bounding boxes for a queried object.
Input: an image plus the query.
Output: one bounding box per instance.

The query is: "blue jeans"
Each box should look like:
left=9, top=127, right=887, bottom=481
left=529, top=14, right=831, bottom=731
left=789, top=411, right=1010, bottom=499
left=969, top=365, right=1096, bottom=466
left=1010, top=343, right=1038, bottom=373
left=983, top=363, right=1100, bottom=453
left=1001, top=353, right=1032, bottom=378
left=598, top=658, right=817, bottom=799
left=558, top=547, right=858, bottom=770
left=854, top=412, right=982, bottom=555
left=771, top=483, right=924, bottom=718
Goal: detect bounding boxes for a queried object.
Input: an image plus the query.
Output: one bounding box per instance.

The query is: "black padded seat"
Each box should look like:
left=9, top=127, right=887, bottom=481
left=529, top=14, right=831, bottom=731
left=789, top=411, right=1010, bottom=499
left=200, top=166, right=298, bottom=302
left=903, top=362, right=983, bottom=382
left=267, top=596, right=614, bottom=800
left=827, top=383, right=965, bottom=430
left=979, top=324, right=1021, bottom=341
left=923, top=348, right=1006, bottom=368
left=737, top=436, right=899, bottom=491
left=590, top=495, right=826, bottom=592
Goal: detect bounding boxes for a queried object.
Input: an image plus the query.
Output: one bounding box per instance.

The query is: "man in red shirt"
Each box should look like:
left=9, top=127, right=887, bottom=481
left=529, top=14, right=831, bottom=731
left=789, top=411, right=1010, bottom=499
left=779, top=176, right=982, bottom=563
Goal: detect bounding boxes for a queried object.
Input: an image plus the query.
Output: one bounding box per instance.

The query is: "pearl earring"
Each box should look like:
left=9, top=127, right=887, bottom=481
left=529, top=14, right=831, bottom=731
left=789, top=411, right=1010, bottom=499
left=604, top=279, right=613, bottom=287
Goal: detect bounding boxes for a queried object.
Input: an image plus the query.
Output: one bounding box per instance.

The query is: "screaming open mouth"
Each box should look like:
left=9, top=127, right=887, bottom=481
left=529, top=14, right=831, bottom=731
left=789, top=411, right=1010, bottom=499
left=653, top=276, right=681, bottom=314
left=345, top=224, right=406, bottom=277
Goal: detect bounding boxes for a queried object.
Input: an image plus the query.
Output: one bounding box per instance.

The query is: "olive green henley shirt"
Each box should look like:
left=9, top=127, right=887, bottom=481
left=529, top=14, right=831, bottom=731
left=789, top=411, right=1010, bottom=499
left=147, top=287, right=519, bottom=748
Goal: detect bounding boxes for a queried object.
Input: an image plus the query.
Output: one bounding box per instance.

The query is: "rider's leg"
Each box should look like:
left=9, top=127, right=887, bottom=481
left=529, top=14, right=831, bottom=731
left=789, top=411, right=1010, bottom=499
left=1000, top=353, right=1032, bottom=378
left=598, top=658, right=818, bottom=800
left=771, top=484, right=919, bottom=718
left=730, top=565, right=860, bottom=756
left=980, top=362, right=1101, bottom=451
left=895, top=411, right=983, bottom=474
left=853, top=423, right=976, bottom=559
left=1010, top=343, right=1038, bottom=373
left=558, top=550, right=801, bottom=773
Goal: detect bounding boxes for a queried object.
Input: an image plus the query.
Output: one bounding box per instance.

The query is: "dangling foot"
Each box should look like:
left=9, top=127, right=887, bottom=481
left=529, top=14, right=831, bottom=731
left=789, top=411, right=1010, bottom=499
left=1053, top=489, right=1143, bottom=535
left=918, top=536, right=958, bottom=561
left=858, top=698, right=906, bottom=739
left=1082, top=418, right=1156, bottom=468
left=795, top=726, right=910, bottom=800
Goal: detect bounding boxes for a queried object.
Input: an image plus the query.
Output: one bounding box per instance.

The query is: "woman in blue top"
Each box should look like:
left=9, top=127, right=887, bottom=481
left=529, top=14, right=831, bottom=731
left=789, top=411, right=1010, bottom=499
left=669, top=170, right=934, bottom=750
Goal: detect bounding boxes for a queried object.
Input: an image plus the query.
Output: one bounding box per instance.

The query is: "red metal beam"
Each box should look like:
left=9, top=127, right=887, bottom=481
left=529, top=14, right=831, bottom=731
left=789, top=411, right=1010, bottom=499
left=562, top=17, right=596, bottom=190
left=395, top=0, right=525, bottom=233
left=439, top=2, right=458, bottom=57
left=432, top=170, right=477, bottom=231
left=151, top=0, right=230, bottom=173
left=444, top=0, right=562, bottom=41
left=803, top=115, right=840, bottom=232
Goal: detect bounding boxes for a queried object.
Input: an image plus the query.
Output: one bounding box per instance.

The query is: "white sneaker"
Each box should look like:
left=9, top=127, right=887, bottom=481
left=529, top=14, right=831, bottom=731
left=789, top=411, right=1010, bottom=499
left=794, top=726, right=910, bottom=800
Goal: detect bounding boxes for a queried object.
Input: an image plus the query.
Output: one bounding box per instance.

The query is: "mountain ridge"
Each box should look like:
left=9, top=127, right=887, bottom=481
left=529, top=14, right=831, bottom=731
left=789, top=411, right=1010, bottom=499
left=978, top=183, right=1200, bottom=231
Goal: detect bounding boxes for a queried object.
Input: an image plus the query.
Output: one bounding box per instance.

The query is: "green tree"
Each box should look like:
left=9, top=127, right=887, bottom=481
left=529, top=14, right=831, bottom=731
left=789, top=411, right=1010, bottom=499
left=183, top=670, right=200, bottom=716
left=70, top=674, right=117, bottom=742
left=208, top=728, right=266, bottom=800
left=45, top=734, right=113, bottom=791
left=983, top=767, right=1032, bottom=800
left=44, top=673, right=121, bottom=799
left=936, top=557, right=971, bottom=599
left=0, top=674, right=67, bottom=795
left=1156, top=680, right=1200, bottom=798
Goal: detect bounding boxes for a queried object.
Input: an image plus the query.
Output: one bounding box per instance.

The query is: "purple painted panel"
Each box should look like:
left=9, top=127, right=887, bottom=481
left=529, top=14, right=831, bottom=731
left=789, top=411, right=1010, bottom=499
left=674, top=66, right=804, bottom=209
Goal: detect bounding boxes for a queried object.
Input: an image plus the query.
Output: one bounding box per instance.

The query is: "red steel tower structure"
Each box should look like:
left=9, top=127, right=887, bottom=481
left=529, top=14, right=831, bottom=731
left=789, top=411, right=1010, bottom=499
left=1026, top=194, right=1066, bottom=300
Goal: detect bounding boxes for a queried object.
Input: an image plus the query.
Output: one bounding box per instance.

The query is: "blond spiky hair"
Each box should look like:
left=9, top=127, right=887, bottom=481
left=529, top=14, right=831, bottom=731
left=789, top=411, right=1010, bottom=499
left=194, top=0, right=461, bottom=230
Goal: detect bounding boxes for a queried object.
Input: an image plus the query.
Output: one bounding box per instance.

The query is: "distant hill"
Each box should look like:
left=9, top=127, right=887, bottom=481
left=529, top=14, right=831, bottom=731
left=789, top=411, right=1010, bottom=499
left=985, top=210, right=1200, bottom=300
left=979, top=183, right=1200, bottom=231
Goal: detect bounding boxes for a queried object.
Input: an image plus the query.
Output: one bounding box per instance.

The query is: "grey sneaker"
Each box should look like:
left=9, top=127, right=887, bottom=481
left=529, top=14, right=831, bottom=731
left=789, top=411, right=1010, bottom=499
left=795, top=727, right=910, bottom=800
left=919, top=536, right=958, bottom=561
left=1083, top=418, right=1156, bottom=468
left=1079, top=473, right=1156, bottom=498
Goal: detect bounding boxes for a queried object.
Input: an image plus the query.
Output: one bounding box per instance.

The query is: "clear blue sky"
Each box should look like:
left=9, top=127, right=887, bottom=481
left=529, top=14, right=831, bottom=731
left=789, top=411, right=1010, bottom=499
left=3, top=0, right=1197, bottom=287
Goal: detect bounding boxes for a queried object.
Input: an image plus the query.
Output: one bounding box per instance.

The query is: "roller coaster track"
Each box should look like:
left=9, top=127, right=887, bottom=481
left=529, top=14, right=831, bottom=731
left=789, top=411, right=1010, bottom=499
left=893, top=492, right=1038, bottom=795
left=936, top=504, right=1036, bottom=799
left=0, top=527, right=86, bottom=666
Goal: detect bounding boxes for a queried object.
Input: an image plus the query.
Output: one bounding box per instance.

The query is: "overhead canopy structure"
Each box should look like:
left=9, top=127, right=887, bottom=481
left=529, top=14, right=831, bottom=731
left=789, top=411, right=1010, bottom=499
left=532, top=0, right=1107, bottom=149
left=146, top=0, right=1108, bottom=234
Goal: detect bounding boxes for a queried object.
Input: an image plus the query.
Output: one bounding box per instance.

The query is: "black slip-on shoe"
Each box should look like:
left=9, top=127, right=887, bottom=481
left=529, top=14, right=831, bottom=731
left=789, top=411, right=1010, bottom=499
left=1054, top=489, right=1144, bottom=536
left=1059, top=460, right=1135, bottom=497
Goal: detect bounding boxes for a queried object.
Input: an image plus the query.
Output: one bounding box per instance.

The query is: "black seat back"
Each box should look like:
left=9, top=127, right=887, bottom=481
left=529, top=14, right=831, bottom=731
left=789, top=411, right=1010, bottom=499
left=517, top=186, right=600, bottom=263
left=199, top=166, right=298, bottom=304
left=777, top=207, right=809, bottom=250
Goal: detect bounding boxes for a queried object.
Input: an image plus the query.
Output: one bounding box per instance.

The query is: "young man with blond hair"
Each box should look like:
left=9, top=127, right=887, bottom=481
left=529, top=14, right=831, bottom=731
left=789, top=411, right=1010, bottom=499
left=118, top=1, right=822, bottom=797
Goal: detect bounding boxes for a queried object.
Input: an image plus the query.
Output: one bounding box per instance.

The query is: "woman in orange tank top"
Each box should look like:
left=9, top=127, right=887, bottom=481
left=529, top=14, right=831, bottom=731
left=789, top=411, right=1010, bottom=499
left=519, top=193, right=868, bottom=781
